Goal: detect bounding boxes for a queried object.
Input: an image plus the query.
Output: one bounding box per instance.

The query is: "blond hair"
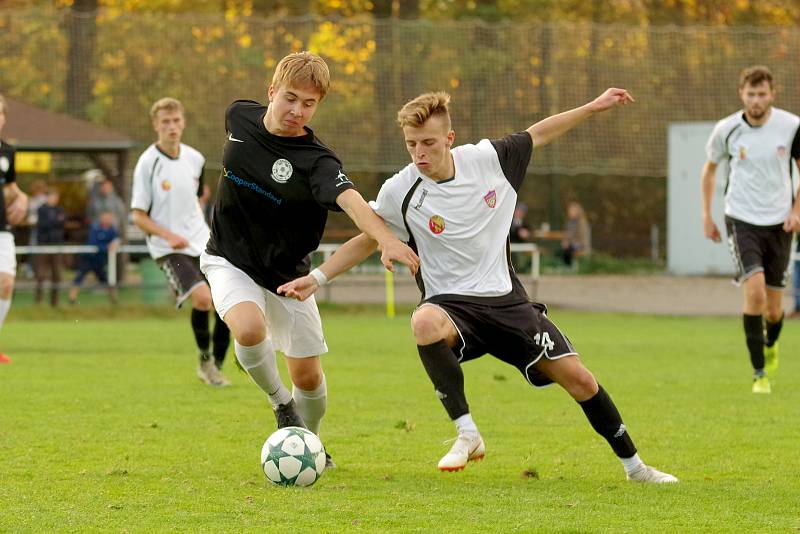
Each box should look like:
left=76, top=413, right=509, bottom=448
left=149, top=97, right=184, bottom=120
left=397, top=92, right=451, bottom=129
left=271, top=52, right=330, bottom=99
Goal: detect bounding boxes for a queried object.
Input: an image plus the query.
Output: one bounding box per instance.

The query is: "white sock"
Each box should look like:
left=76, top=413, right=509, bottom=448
left=292, top=374, right=327, bottom=436
left=454, top=413, right=479, bottom=435
left=0, top=298, right=11, bottom=331
left=621, top=453, right=644, bottom=474
left=234, top=339, right=291, bottom=407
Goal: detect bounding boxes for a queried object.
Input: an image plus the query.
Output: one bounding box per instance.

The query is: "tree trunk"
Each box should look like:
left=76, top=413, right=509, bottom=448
left=66, top=0, right=98, bottom=118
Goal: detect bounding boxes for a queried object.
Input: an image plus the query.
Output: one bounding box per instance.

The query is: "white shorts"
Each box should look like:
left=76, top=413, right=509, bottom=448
left=200, top=252, right=328, bottom=358
left=0, top=232, right=16, bottom=276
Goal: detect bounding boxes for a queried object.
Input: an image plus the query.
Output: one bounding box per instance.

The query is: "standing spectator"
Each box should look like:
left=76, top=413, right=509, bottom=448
left=87, top=178, right=126, bottom=228
left=34, top=188, right=65, bottom=306
left=68, top=211, right=119, bottom=305
left=510, top=202, right=532, bottom=271
left=561, top=201, right=591, bottom=267
left=701, top=65, right=800, bottom=394
left=0, top=93, right=30, bottom=364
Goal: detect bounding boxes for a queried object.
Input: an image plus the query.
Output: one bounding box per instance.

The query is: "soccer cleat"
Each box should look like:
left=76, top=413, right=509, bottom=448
left=764, top=342, right=779, bottom=374
left=626, top=464, right=679, bottom=484
left=438, top=432, right=485, bottom=472
left=324, top=451, right=337, bottom=469
left=0, top=353, right=11, bottom=364
left=273, top=399, right=307, bottom=429
left=197, top=354, right=230, bottom=387
left=752, top=375, right=771, bottom=394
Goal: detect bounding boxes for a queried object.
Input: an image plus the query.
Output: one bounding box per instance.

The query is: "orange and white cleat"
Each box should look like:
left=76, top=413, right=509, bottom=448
left=438, top=432, right=485, bottom=472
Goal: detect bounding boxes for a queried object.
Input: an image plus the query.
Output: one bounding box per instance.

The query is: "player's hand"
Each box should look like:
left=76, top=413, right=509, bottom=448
left=5, top=193, right=28, bottom=226
left=589, top=88, right=635, bottom=113
left=166, top=232, right=189, bottom=250
left=703, top=217, right=721, bottom=243
left=783, top=212, right=800, bottom=233
left=277, top=275, right=319, bottom=301
left=378, top=239, right=419, bottom=275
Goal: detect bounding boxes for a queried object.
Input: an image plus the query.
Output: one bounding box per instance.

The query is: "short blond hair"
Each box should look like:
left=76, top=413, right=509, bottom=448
left=149, top=97, right=184, bottom=120
left=271, top=52, right=330, bottom=99
left=397, top=92, right=451, bottom=129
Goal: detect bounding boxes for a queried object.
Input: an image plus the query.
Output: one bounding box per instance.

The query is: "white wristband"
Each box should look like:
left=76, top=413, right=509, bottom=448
left=310, top=268, right=328, bottom=286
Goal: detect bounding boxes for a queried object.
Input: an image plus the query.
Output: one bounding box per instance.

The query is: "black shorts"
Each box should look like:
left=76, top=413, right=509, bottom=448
left=418, top=296, right=577, bottom=387
left=156, top=253, right=207, bottom=307
left=725, top=216, right=792, bottom=289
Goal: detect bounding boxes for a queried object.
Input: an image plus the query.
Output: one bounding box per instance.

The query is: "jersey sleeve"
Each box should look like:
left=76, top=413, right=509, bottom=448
left=310, top=156, right=356, bottom=211
left=6, top=145, right=16, bottom=184
left=489, top=132, right=533, bottom=191
left=705, top=121, right=728, bottom=164
left=791, top=124, right=800, bottom=160
left=130, top=153, right=153, bottom=212
left=368, top=174, right=409, bottom=242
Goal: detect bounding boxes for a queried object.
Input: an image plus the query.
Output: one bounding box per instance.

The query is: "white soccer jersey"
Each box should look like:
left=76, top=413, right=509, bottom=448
left=706, top=107, right=800, bottom=226
left=370, top=133, right=532, bottom=299
left=131, top=143, right=209, bottom=259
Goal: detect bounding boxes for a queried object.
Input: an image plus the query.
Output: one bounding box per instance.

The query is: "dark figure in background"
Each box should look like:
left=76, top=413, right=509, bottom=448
left=34, top=188, right=65, bottom=307
left=69, top=210, right=119, bottom=305
left=561, top=201, right=591, bottom=267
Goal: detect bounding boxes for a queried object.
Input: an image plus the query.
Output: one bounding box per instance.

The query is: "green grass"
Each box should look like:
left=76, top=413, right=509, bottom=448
left=1, top=308, right=799, bottom=532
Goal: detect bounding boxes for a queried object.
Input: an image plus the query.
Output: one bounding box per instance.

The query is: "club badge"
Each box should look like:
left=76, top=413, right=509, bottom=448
left=429, top=215, right=445, bottom=234
left=272, top=158, right=293, bottom=184
left=777, top=146, right=787, bottom=158
left=739, top=146, right=747, bottom=160
left=483, top=189, right=497, bottom=208
left=161, top=179, right=172, bottom=191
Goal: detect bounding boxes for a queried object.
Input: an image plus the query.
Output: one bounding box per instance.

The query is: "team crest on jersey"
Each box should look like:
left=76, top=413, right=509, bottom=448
left=0, top=156, right=8, bottom=173
left=777, top=145, right=787, bottom=158
left=429, top=215, right=445, bottom=234
left=739, top=146, right=747, bottom=160
left=483, top=189, right=497, bottom=208
left=271, top=158, right=293, bottom=184
left=161, top=179, right=172, bottom=191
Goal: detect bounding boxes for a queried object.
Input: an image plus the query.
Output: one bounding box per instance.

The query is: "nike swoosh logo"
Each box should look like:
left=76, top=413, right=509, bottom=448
left=228, top=133, right=244, bottom=143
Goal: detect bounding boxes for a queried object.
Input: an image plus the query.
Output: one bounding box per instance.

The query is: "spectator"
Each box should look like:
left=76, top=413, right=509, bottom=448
left=510, top=202, right=532, bottom=271
left=68, top=210, right=119, bottom=305
left=34, top=188, right=65, bottom=306
left=561, top=201, right=591, bottom=267
left=87, top=178, right=126, bottom=228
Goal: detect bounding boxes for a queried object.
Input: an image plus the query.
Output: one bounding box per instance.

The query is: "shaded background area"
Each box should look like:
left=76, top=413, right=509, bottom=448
left=1, top=0, right=798, bottom=257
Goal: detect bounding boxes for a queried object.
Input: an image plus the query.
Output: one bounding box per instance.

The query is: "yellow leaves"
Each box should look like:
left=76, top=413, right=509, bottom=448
left=92, top=78, right=109, bottom=96
left=237, top=34, right=251, bottom=48
left=449, top=78, right=460, bottom=88
left=39, top=83, right=51, bottom=96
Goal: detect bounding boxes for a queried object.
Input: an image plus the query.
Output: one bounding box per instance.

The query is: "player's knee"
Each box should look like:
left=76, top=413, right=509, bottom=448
left=0, top=275, right=14, bottom=297
left=191, top=290, right=213, bottom=311
left=411, top=312, right=446, bottom=345
left=234, top=324, right=266, bottom=347
left=292, top=368, right=323, bottom=391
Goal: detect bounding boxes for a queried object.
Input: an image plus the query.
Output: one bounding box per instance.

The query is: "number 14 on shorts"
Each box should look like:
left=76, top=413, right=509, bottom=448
left=533, top=332, right=555, bottom=354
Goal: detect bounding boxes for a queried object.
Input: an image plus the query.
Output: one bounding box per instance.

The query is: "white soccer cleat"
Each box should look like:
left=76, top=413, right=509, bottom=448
left=626, top=464, right=679, bottom=484
left=438, top=432, right=485, bottom=472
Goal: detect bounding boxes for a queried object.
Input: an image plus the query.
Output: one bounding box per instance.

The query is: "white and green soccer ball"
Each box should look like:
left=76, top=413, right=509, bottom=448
left=261, top=426, right=326, bottom=487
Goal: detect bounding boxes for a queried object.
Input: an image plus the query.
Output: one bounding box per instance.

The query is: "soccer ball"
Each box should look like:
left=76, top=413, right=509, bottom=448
left=261, top=426, right=326, bottom=487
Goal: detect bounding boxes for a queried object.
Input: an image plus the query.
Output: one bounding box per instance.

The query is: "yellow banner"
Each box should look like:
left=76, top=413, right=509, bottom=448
left=15, top=152, right=51, bottom=173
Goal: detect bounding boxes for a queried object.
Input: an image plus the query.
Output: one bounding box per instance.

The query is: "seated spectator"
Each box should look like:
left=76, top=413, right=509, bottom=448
left=561, top=201, right=591, bottom=267
left=34, top=188, right=65, bottom=306
left=68, top=211, right=119, bottom=305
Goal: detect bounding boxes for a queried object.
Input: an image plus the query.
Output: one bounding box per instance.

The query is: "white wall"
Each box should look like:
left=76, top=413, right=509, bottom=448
left=667, top=122, right=733, bottom=275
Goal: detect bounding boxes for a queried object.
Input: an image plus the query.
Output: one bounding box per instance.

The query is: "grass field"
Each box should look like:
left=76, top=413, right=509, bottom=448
left=1, top=305, right=799, bottom=532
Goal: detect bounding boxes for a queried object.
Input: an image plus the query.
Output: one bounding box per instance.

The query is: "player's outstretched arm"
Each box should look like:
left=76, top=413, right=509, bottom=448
left=700, top=161, right=721, bottom=242
left=3, top=183, right=28, bottom=226
left=277, top=233, right=379, bottom=301
left=335, top=189, right=419, bottom=274
left=527, top=88, right=634, bottom=148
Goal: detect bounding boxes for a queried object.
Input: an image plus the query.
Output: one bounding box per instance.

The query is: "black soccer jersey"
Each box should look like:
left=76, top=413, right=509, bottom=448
left=0, top=140, right=17, bottom=232
left=206, top=100, right=355, bottom=292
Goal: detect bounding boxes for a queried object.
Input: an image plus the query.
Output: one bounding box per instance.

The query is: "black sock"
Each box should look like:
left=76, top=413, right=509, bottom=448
left=765, top=314, right=783, bottom=347
left=578, top=385, right=637, bottom=459
left=417, top=340, right=469, bottom=420
left=191, top=308, right=210, bottom=358
left=743, top=314, right=765, bottom=371
left=212, top=316, right=231, bottom=368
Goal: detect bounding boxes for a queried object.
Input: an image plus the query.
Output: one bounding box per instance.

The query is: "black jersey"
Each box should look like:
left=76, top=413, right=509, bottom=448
left=206, top=100, right=356, bottom=292
left=0, top=141, right=17, bottom=232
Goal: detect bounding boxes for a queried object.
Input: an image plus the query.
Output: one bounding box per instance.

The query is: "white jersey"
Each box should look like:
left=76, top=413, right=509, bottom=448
left=706, top=107, right=800, bottom=226
left=370, top=133, right=532, bottom=300
left=131, top=143, right=209, bottom=259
